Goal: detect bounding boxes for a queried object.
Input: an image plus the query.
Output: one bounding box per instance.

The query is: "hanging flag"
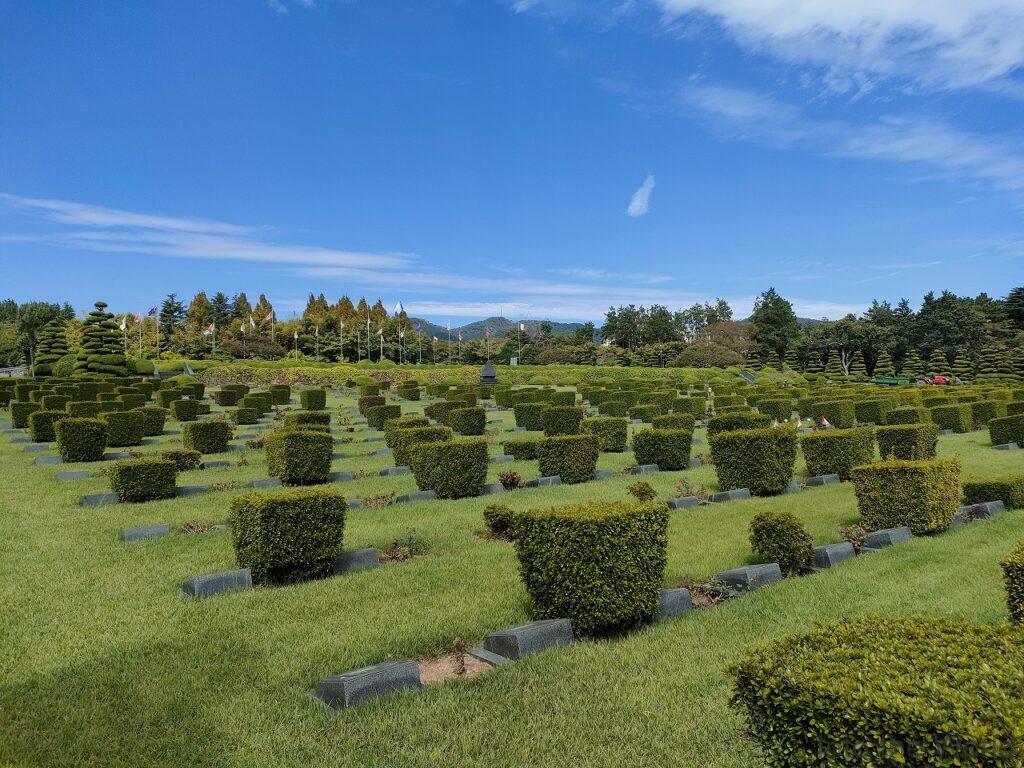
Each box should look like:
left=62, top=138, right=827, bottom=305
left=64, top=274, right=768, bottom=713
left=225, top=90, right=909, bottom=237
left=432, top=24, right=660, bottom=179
left=147, top=306, right=158, bottom=317
left=399, top=331, right=405, bottom=339
left=485, top=327, right=492, bottom=339
left=433, top=336, right=439, bottom=343
left=119, top=316, right=127, bottom=331
left=457, top=330, right=463, bottom=342
left=249, top=315, right=256, bottom=330
left=314, top=326, right=319, bottom=337
left=293, top=330, right=298, bottom=340
left=519, top=321, right=526, bottom=332
left=446, top=320, right=451, bottom=331
left=134, top=314, right=142, bottom=323
left=377, top=328, right=384, bottom=337
left=203, top=323, right=214, bottom=336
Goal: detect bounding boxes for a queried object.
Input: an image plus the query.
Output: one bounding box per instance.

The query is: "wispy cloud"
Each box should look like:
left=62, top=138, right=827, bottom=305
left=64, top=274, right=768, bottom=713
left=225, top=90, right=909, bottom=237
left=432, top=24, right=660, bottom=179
left=627, top=173, right=656, bottom=217
left=549, top=267, right=673, bottom=283
left=265, top=0, right=315, bottom=14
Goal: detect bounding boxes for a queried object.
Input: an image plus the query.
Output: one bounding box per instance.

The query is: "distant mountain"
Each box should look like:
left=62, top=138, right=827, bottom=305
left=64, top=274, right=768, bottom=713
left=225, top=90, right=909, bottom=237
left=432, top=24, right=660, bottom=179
left=407, top=316, right=591, bottom=341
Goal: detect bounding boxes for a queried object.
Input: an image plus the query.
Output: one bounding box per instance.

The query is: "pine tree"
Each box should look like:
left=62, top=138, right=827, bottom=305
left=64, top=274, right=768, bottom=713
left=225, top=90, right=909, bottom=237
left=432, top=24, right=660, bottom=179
left=159, top=294, right=185, bottom=337
left=927, top=348, right=950, bottom=377
left=210, top=292, right=232, bottom=328
left=824, top=351, right=846, bottom=379
left=74, top=301, right=128, bottom=377
left=950, top=348, right=973, bottom=381
left=231, top=292, right=252, bottom=320
left=253, top=294, right=274, bottom=326
left=848, top=351, right=867, bottom=379
left=901, top=349, right=924, bottom=377
left=33, top=319, right=68, bottom=375
left=873, top=350, right=895, bottom=377
left=186, top=291, right=213, bottom=332
left=783, top=348, right=800, bottom=370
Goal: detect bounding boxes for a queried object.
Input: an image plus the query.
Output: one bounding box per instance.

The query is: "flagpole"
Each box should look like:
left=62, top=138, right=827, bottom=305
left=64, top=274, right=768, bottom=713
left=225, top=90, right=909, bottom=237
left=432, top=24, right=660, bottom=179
left=138, top=319, right=142, bottom=358
left=447, top=323, right=452, bottom=365
left=339, top=319, right=344, bottom=362
left=315, top=326, right=320, bottom=361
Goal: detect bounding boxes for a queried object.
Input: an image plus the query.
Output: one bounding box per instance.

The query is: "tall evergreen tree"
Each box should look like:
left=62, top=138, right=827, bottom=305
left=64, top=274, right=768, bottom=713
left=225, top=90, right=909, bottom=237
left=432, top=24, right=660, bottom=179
left=158, top=294, right=185, bottom=337
left=186, top=291, right=213, bottom=332
left=33, top=319, right=68, bottom=375
left=950, top=349, right=973, bottom=381
left=210, top=292, right=232, bottom=328
left=901, top=349, right=924, bottom=377
left=927, top=348, right=950, bottom=377
left=749, top=287, right=800, bottom=357
left=872, top=350, right=895, bottom=377
left=783, top=348, right=800, bottom=370
left=824, top=351, right=846, bottom=379
left=231, top=292, right=252, bottom=320
left=74, top=301, right=128, bottom=376
left=848, top=351, right=867, bottom=379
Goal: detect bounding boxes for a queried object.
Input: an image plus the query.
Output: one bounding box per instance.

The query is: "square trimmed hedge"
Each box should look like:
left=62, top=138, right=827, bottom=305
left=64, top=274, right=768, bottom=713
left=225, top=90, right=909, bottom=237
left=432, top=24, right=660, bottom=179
left=357, top=394, right=385, bottom=417
left=299, top=388, right=326, bottom=410
left=810, top=399, right=856, bottom=429
left=265, top=428, right=333, bottom=485
left=709, top=425, right=798, bottom=496
left=1002, top=542, right=1024, bottom=624
left=366, top=404, right=402, bottom=431
left=449, top=406, right=486, bottom=436
left=929, top=404, right=972, bottom=433
left=10, top=401, right=40, bottom=429
left=853, top=398, right=891, bottom=425
left=282, top=410, right=331, bottom=431
left=884, top=406, right=930, bottom=425
left=799, top=427, right=875, bottom=481
left=512, top=500, right=668, bottom=638
left=652, top=413, right=696, bottom=432
left=503, top=438, right=541, bottom=461
left=54, top=417, right=108, bottom=463
left=268, top=384, right=291, bottom=405
left=66, top=400, right=102, bottom=418
left=169, top=399, right=199, bottom=422
left=538, top=434, right=600, bottom=484
left=707, top=412, right=772, bottom=437
left=160, top=449, right=202, bottom=471
left=963, top=474, right=1024, bottom=510
left=409, top=438, right=488, bottom=499
left=989, top=413, right=1024, bottom=447
left=513, top=403, right=546, bottom=431
left=28, top=410, right=64, bottom=443
left=875, top=423, right=939, bottom=460
left=851, top=458, right=960, bottom=534
left=234, top=406, right=259, bottom=425
left=632, top=428, right=693, bottom=471
left=212, top=389, right=240, bottom=406
left=109, top=457, right=177, bottom=503
left=230, top=486, right=347, bottom=585
left=582, top=417, right=628, bottom=452
left=392, top=425, right=453, bottom=466
left=541, top=406, right=584, bottom=436
left=100, top=410, right=145, bottom=447
left=757, top=398, right=793, bottom=422
left=135, top=406, right=168, bottom=437
left=382, top=416, right=430, bottom=447
left=182, top=420, right=233, bottom=454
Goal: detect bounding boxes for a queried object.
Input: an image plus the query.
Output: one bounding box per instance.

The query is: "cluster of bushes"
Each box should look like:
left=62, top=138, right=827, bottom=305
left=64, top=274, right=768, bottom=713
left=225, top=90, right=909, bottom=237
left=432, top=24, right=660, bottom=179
left=963, top=473, right=1024, bottom=510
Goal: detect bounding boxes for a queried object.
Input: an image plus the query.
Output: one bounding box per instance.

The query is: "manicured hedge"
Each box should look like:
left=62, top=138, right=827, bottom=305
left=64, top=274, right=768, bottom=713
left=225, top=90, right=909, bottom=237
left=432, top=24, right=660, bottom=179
left=652, top=413, right=696, bottom=432
left=749, top=510, right=812, bottom=575
left=10, top=401, right=40, bottom=429
left=709, top=426, right=798, bottom=496
left=875, top=423, right=939, bottom=460
left=359, top=383, right=380, bottom=397
left=54, top=417, right=107, bottom=462
left=504, top=438, right=541, bottom=461
left=673, top=396, right=705, bottom=417
left=241, top=392, right=272, bottom=414
left=582, top=417, right=628, bottom=452
left=366, top=404, right=402, bottom=431
left=268, top=384, right=291, bottom=405
left=156, top=389, right=182, bottom=408
left=299, top=388, right=327, bottom=410
left=392, top=425, right=453, bottom=466
left=265, top=428, right=333, bottom=485
left=409, top=438, right=488, bottom=499
left=810, top=399, right=856, bottom=429
left=212, top=389, right=239, bottom=406
left=851, top=459, right=960, bottom=534
left=885, top=406, right=930, bottom=425
left=929, top=404, right=972, bottom=433
left=971, top=399, right=1007, bottom=426
left=420, top=400, right=457, bottom=425
left=100, top=410, right=145, bottom=447
left=854, top=398, right=890, bottom=425
left=357, top=394, right=385, bottom=417
left=512, top=501, right=668, bottom=638
left=757, top=398, right=793, bottom=422
left=538, top=434, right=600, bottom=484
left=182, top=420, right=233, bottom=454
left=28, top=410, right=64, bottom=442
left=1003, top=542, right=1024, bottom=624
left=513, top=403, right=546, bottom=431
left=169, top=399, right=199, bottom=422
left=109, top=457, right=177, bottom=503
left=599, top=400, right=629, bottom=417
left=549, top=390, right=576, bottom=406
left=382, top=416, right=430, bottom=447
left=234, top=407, right=258, bottom=425
left=40, top=394, right=70, bottom=412
left=117, top=393, right=147, bottom=410
left=728, top=616, right=1024, bottom=767
left=707, top=412, right=771, bottom=437
left=135, top=406, right=168, bottom=437
left=66, top=400, right=101, bottom=418
left=799, top=427, right=875, bottom=481
left=989, top=414, right=1024, bottom=446
left=963, top=474, right=1024, bottom=510
left=629, top=404, right=661, bottom=423
left=230, top=486, right=347, bottom=585
left=632, top=428, right=693, bottom=471
left=161, top=449, right=202, bottom=471
left=542, top=406, right=584, bottom=436
left=282, top=410, right=331, bottom=431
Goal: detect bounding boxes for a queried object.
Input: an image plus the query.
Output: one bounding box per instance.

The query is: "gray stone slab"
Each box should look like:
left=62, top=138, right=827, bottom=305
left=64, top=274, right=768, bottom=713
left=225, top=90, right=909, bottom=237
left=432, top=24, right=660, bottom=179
left=939, top=429, right=954, bottom=436
left=332, top=548, right=380, bottom=575
left=668, top=496, right=700, bottom=509
left=691, top=437, right=702, bottom=445
left=524, top=475, right=561, bottom=488
left=813, top=542, right=856, bottom=569
left=714, top=563, right=783, bottom=590
left=657, top=588, right=694, bottom=620
left=11, top=436, right=32, bottom=443
left=103, top=452, right=133, bottom=460
left=181, top=568, right=253, bottom=599
left=709, top=488, right=751, bottom=503
left=313, top=661, right=422, bottom=711
left=994, top=442, right=1020, bottom=451
left=489, top=454, right=514, bottom=464
left=481, top=482, right=505, bottom=495
left=119, top=524, right=171, bottom=542
left=163, top=429, right=181, bottom=435
left=468, top=647, right=512, bottom=667
left=805, top=474, right=841, bottom=487
left=23, top=444, right=50, bottom=452
left=227, top=444, right=247, bottom=452
left=348, top=498, right=362, bottom=509
left=332, top=452, right=348, bottom=460
left=379, top=465, right=412, bottom=476
left=593, top=469, right=614, bottom=480
left=483, top=619, right=574, bottom=661
left=630, top=418, right=643, bottom=424
left=249, top=477, right=283, bottom=489
left=782, top=480, right=802, bottom=495
left=235, top=433, right=258, bottom=440
left=34, top=455, right=63, bottom=466
left=79, top=492, right=120, bottom=507
left=201, top=460, right=230, bottom=470
left=395, top=490, right=437, bottom=504
left=687, top=456, right=702, bottom=469
left=862, top=527, right=913, bottom=549
left=329, top=471, right=355, bottom=483
left=627, top=464, right=660, bottom=475
left=57, top=470, right=90, bottom=480
left=364, top=436, right=385, bottom=443
left=370, top=448, right=393, bottom=456
left=176, top=485, right=208, bottom=497
left=957, top=500, right=1006, bottom=520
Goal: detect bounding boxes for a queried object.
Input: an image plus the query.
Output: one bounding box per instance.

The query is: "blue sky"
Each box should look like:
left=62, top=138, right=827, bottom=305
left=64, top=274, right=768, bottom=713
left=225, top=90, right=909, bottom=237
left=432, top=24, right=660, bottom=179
left=1, top=0, right=1022, bottom=323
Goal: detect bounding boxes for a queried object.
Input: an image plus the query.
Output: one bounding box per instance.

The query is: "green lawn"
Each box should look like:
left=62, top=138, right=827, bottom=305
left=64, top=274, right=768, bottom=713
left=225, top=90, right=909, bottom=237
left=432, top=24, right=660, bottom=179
left=2, top=390, right=1022, bottom=767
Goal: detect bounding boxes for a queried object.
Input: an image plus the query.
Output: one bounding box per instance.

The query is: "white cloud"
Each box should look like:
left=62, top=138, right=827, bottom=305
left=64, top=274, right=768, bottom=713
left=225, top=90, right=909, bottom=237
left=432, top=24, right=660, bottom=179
left=626, top=173, right=656, bottom=217
left=656, top=0, right=1024, bottom=93
left=513, top=0, right=539, bottom=12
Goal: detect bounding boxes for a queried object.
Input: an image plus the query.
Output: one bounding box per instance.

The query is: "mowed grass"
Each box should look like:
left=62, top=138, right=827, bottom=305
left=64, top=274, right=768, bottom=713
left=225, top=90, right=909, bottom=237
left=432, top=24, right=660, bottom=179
left=2, top=390, right=1023, bottom=767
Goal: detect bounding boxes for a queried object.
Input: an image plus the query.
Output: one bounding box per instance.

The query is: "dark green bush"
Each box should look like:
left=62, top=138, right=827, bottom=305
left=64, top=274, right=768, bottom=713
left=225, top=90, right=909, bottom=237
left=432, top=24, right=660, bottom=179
left=265, top=428, right=333, bottom=485
left=673, top=396, right=705, bottom=417
left=600, top=400, right=630, bottom=417
left=549, top=390, right=576, bottom=406
left=365, top=404, right=402, bottom=431
left=512, top=501, right=668, bottom=638
left=358, top=383, right=380, bottom=397
left=709, top=426, right=798, bottom=496
left=10, top=401, right=40, bottom=429
left=268, top=384, right=291, bottom=405
left=135, top=406, right=168, bottom=437
left=392, top=425, right=452, bottom=466
left=541, top=406, right=584, bottom=436
left=483, top=503, right=515, bottom=537
left=169, top=399, right=199, bottom=422
left=117, top=393, right=147, bottom=410
left=212, top=389, right=239, bottom=406
left=513, top=403, right=546, bottom=431
left=282, top=410, right=331, bottom=431
left=240, top=392, right=272, bottom=414
left=182, top=420, right=233, bottom=454
left=538, top=434, right=600, bottom=484
left=885, top=406, right=930, bottom=425
left=449, top=406, right=486, bottom=436
left=971, top=399, right=1007, bottom=426
left=963, top=474, right=1024, bottom=509
left=234, top=406, right=258, bottom=425
left=582, top=417, right=628, bottom=452
left=356, top=394, right=385, bottom=417
left=810, top=399, right=856, bottom=429
left=161, top=449, right=202, bottom=471
left=66, top=400, right=101, bottom=418
left=990, top=414, right=1024, bottom=446
left=54, top=417, right=106, bottom=462
left=728, top=616, right=1024, bottom=768
left=707, top=412, right=771, bottom=437
left=100, top=410, right=144, bottom=447
left=230, top=487, right=347, bottom=585
left=875, top=423, right=939, bottom=460
left=156, top=389, right=182, bottom=408
left=799, top=427, right=875, bottom=481
left=652, top=413, right=696, bottom=432
left=109, top=457, right=177, bottom=502
left=629, top=404, right=661, bottom=423
left=929, top=404, right=972, bottom=433
left=632, top=428, right=693, bottom=471
left=40, top=394, right=70, bottom=412
left=853, top=398, right=891, bottom=425
left=28, top=410, right=64, bottom=442
left=1003, top=542, right=1024, bottom=624
left=299, top=388, right=327, bottom=410
left=409, top=438, right=488, bottom=499
left=749, top=510, right=813, bottom=575
left=851, top=459, right=960, bottom=534
left=383, top=416, right=430, bottom=447
left=504, top=438, right=541, bottom=461
left=757, top=398, right=793, bottom=422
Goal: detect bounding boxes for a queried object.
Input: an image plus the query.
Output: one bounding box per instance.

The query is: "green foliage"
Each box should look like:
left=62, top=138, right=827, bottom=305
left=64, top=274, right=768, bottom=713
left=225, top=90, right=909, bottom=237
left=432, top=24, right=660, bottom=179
left=230, top=487, right=347, bottom=585
left=599, top=399, right=629, bottom=417
left=483, top=503, right=515, bottom=537
left=169, top=399, right=199, bottom=422
left=728, top=616, right=1024, bottom=768
left=757, top=398, right=793, bottom=422
left=989, top=414, right=1024, bottom=446
left=448, top=406, right=486, bottom=436
left=513, top=403, right=546, bottom=431
left=28, top=410, right=63, bottom=443
left=799, top=427, right=875, bottom=481
left=1002, top=542, right=1024, bottom=625
left=73, top=302, right=128, bottom=377
left=853, top=398, right=890, bottom=425
left=971, top=399, right=1007, bottom=426
left=282, top=411, right=331, bottom=431
left=108, top=457, right=177, bottom=503
left=268, top=384, right=291, bottom=405
left=629, top=404, right=662, bottom=422
left=875, top=423, right=939, bottom=460
left=512, top=501, right=669, bottom=637
left=265, top=428, right=333, bottom=485
left=212, top=389, right=239, bottom=406
left=366, top=404, right=402, bottom=431
left=963, top=474, right=1024, bottom=510
left=709, top=425, right=798, bottom=496
left=99, top=410, right=145, bottom=447
left=851, top=459, right=960, bottom=534
left=707, top=412, right=771, bottom=437
left=929, top=404, right=972, bottom=433
left=33, top=319, right=69, bottom=376
left=749, top=510, right=813, bottom=575
left=392, top=426, right=453, bottom=466
left=581, top=417, right=628, bottom=452
left=299, top=388, right=326, bottom=410
left=810, top=399, right=856, bottom=429
left=632, top=428, right=693, bottom=471
left=541, top=406, right=584, bottom=436
left=538, top=434, right=600, bottom=483
left=160, top=449, right=202, bottom=472
left=40, top=394, right=70, bottom=412
left=503, top=438, right=541, bottom=461
left=182, top=420, right=233, bottom=454
left=54, top=417, right=107, bottom=463
left=10, top=401, right=40, bottom=429
left=652, top=413, right=696, bottom=431
left=233, top=407, right=258, bottom=425
left=66, top=400, right=101, bottom=418
left=885, top=405, right=930, bottom=425
left=409, top=438, right=488, bottom=499
left=382, top=416, right=430, bottom=447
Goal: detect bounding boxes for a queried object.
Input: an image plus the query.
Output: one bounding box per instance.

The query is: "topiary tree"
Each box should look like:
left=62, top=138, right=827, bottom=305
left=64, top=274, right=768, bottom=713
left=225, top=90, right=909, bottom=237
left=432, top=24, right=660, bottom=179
left=927, top=348, right=950, bottom=378
left=1009, top=346, right=1024, bottom=381
left=976, top=344, right=1013, bottom=382
left=747, top=352, right=763, bottom=371
left=824, top=351, right=846, bottom=379
left=783, top=348, right=800, bottom=371
left=848, top=351, right=867, bottom=380
left=33, top=319, right=68, bottom=376
left=872, top=350, right=894, bottom=377
left=764, top=349, right=782, bottom=370
left=805, top=351, right=825, bottom=374
left=950, top=348, right=974, bottom=381
left=900, top=349, right=924, bottom=377
left=73, top=302, right=128, bottom=377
